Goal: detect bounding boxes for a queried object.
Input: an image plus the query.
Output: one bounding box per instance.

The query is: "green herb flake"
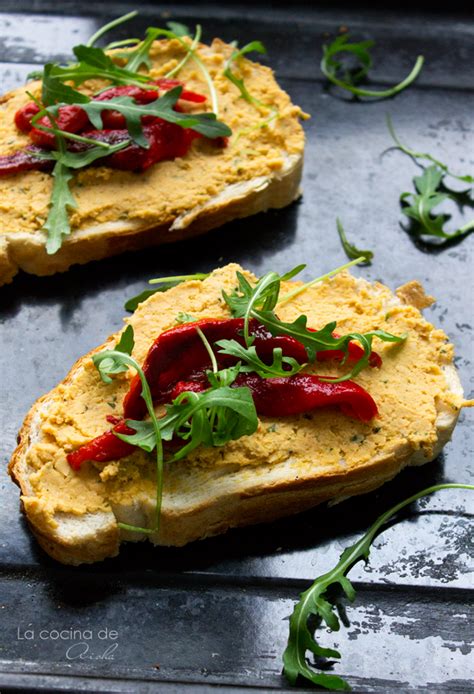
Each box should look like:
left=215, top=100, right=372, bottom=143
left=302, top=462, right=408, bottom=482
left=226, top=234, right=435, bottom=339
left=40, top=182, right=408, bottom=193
left=176, top=312, right=196, bottom=324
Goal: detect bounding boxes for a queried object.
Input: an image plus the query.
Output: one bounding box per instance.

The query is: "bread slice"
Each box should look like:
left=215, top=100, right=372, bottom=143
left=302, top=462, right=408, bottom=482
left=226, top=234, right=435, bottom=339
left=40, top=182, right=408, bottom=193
left=0, top=39, right=305, bottom=286
left=9, top=264, right=466, bottom=565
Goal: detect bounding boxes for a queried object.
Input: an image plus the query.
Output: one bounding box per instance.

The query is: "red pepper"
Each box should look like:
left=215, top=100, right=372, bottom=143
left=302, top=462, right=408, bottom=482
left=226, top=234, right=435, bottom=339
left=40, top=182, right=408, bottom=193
left=14, top=102, right=41, bottom=132
left=122, top=318, right=309, bottom=419
left=171, top=373, right=377, bottom=421
left=0, top=145, right=54, bottom=177
left=94, top=120, right=200, bottom=171
left=236, top=373, right=377, bottom=421
left=67, top=420, right=136, bottom=470
left=152, top=78, right=207, bottom=103
left=66, top=317, right=383, bottom=469
left=0, top=121, right=201, bottom=176
left=29, top=105, right=90, bottom=149
left=66, top=369, right=377, bottom=467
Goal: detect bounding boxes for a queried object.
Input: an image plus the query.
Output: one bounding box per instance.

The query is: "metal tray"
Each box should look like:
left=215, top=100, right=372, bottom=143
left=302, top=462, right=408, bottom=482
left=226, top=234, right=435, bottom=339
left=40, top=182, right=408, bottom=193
left=0, top=4, right=472, bottom=692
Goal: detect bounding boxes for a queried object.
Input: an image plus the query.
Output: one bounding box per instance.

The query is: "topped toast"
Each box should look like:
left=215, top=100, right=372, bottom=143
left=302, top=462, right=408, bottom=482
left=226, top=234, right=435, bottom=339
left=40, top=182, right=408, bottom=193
left=9, top=263, right=467, bottom=564
left=0, top=24, right=305, bottom=285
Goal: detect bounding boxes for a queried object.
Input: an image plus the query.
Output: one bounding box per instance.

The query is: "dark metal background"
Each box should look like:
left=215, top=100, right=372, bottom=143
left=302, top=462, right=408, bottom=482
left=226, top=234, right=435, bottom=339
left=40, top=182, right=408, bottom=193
left=0, top=4, right=473, bottom=692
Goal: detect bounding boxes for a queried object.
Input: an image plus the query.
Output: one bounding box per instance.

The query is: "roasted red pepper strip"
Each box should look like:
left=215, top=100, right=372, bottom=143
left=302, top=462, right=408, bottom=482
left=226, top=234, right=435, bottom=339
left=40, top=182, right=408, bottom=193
left=67, top=420, right=136, bottom=470
left=14, top=102, right=41, bottom=132
left=152, top=78, right=207, bottom=103
left=0, top=121, right=202, bottom=176
left=122, top=318, right=309, bottom=419
left=66, top=369, right=378, bottom=467
left=171, top=373, right=377, bottom=421
left=0, top=146, right=54, bottom=176
left=29, top=105, right=91, bottom=149
left=66, top=320, right=382, bottom=468
left=123, top=318, right=382, bottom=419
left=235, top=373, right=377, bottom=421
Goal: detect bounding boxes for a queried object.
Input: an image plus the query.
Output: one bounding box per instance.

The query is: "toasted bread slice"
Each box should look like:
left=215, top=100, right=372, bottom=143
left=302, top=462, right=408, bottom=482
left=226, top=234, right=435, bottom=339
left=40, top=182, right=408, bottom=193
left=9, top=264, right=465, bottom=565
left=0, top=39, right=305, bottom=286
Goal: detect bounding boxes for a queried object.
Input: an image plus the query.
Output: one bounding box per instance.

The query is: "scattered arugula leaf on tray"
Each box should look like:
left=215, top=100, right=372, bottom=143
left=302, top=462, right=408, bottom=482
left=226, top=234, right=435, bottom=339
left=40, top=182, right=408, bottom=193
left=321, top=34, right=424, bottom=100
left=385, top=116, right=474, bottom=245
left=283, top=483, right=474, bottom=691
left=400, top=166, right=474, bottom=244
left=336, top=218, right=373, bottom=264
left=386, top=115, right=474, bottom=184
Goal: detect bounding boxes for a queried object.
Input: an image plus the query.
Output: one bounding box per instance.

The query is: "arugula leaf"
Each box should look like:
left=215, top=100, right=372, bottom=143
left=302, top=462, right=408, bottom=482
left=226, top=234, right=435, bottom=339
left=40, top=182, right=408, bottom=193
left=41, top=63, right=91, bottom=107
left=223, top=41, right=267, bottom=105
left=118, top=384, right=258, bottom=457
left=46, top=88, right=231, bottom=148
left=125, top=27, right=170, bottom=72
left=166, top=22, right=191, bottom=37
left=336, top=218, right=373, bottom=264
left=283, top=483, right=474, bottom=690
left=321, top=34, right=424, bottom=100
left=223, top=265, right=405, bottom=380
left=256, top=312, right=404, bottom=381
left=124, top=23, right=189, bottom=72
left=55, top=140, right=130, bottom=168
left=40, top=51, right=150, bottom=107
left=386, top=115, right=474, bottom=184
left=38, top=137, right=130, bottom=254
left=216, top=339, right=305, bottom=379
left=92, top=324, right=134, bottom=383
left=400, top=165, right=474, bottom=243
left=117, top=419, right=157, bottom=452
left=125, top=290, right=161, bottom=312
left=125, top=274, right=210, bottom=312
left=115, top=324, right=135, bottom=354
left=43, top=161, right=76, bottom=255
left=223, top=265, right=305, bottom=323
left=176, top=312, right=196, bottom=324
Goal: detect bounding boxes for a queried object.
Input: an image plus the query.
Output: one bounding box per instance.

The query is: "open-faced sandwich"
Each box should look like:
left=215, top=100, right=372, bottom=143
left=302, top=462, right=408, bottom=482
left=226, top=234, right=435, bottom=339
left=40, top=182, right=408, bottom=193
left=0, top=17, right=305, bottom=285
left=9, top=262, right=469, bottom=565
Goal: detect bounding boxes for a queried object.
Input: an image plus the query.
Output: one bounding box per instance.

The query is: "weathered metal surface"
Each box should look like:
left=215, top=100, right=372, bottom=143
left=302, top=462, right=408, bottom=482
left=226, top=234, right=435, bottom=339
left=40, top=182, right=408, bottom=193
left=0, top=4, right=472, bottom=691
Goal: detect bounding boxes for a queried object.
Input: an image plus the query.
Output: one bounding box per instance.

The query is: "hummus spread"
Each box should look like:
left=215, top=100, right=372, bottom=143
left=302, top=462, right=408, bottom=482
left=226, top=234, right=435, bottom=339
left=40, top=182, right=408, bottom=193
left=0, top=39, right=305, bottom=238
left=21, top=264, right=464, bottom=532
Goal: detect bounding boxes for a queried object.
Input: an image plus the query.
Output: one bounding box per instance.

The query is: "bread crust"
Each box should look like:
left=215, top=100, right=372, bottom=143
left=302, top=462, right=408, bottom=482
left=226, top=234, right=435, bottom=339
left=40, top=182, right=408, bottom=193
left=0, top=154, right=302, bottom=285
left=9, top=268, right=465, bottom=564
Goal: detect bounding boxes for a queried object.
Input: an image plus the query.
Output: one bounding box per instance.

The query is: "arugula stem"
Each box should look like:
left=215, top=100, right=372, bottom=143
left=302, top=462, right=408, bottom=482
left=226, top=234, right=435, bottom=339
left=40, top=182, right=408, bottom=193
left=325, top=484, right=474, bottom=583
left=196, top=326, right=218, bottom=373
left=180, top=32, right=219, bottom=116
left=105, top=38, right=141, bottom=50
left=149, top=272, right=209, bottom=285
left=165, top=25, right=202, bottom=78
left=101, top=350, right=164, bottom=535
left=322, top=54, right=424, bottom=99
left=459, top=219, right=474, bottom=234
left=34, top=122, right=115, bottom=149
left=277, top=258, right=364, bottom=305
left=386, top=114, right=473, bottom=184
left=87, top=11, right=138, bottom=48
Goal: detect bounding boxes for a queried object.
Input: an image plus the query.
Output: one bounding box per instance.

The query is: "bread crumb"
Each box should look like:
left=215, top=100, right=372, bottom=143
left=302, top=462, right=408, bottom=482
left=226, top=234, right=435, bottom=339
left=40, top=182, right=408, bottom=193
left=396, top=281, right=435, bottom=310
